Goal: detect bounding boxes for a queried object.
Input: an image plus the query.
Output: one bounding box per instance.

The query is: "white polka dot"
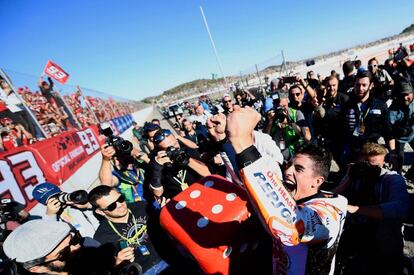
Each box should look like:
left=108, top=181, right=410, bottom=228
left=190, top=190, right=201, bottom=199
left=211, top=204, right=223, bottom=214
left=223, top=246, right=232, bottom=258
left=175, top=201, right=187, bottom=210
left=204, top=180, right=214, bottom=187
left=197, top=217, right=209, bottom=228
left=226, top=193, right=237, bottom=201
left=239, top=242, right=248, bottom=253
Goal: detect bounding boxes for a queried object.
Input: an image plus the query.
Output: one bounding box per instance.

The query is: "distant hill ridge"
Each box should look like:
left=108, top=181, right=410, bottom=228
left=142, top=22, right=414, bottom=103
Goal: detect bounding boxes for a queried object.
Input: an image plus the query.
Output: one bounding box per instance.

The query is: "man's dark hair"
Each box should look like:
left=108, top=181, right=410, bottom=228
left=342, top=61, right=355, bottom=75
left=354, top=60, right=362, bottom=68
left=355, top=70, right=373, bottom=83
left=132, top=121, right=137, bottom=126
left=288, top=84, right=302, bottom=93
left=296, top=144, right=332, bottom=180
left=151, top=118, right=160, bottom=124
left=88, top=185, right=116, bottom=209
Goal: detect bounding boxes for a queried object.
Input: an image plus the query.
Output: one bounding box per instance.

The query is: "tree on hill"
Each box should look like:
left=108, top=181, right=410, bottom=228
left=401, top=23, right=414, bottom=34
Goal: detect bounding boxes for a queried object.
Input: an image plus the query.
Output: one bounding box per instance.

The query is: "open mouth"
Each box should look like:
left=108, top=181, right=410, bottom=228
left=283, top=179, right=297, bottom=193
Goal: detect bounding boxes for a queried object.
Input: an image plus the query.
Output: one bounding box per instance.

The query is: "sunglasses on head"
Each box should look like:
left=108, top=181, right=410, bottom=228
left=153, top=129, right=172, bottom=145
left=102, top=194, right=125, bottom=212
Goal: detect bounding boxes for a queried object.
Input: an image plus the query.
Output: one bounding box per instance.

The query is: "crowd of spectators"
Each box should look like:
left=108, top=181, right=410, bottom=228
left=0, top=75, right=139, bottom=151
left=1, top=44, right=414, bottom=275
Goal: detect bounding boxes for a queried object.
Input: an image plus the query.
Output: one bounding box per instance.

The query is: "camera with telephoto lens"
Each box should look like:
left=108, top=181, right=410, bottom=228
left=274, top=106, right=287, bottom=123
left=0, top=199, right=19, bottom=224
left=100, top=122, right=134, bottom=166
left=165, top=146, right=189, bottom=167
left=51, top=190, right=89, bottom=205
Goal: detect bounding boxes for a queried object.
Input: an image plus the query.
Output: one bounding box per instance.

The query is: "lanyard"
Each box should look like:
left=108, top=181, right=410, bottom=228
left=120, top=167, right=145, bottom=186
left=173, top=169, right=187, bottom=189
left=357, top=103, right=370, bottom=126
left=107, top=209, right=146, bottom=244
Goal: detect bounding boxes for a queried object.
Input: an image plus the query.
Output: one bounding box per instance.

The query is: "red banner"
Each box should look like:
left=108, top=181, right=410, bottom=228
left=43, top=60, right=70, bottom=84
left=0, top=125, right=105, bottom=210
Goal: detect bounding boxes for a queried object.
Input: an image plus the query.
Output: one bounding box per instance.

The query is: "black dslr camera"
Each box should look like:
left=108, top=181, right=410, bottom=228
left=274, top=107, right=287, bottom=123
left=100, top=122, right=134, bottom=166
left=348, top=161, right=382, bottom=205
left=165, top=146, right=189, bottom=167
left=0, top=199, right=19, bottom=224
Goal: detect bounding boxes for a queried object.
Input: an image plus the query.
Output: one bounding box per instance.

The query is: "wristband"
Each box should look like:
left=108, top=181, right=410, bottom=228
left=236, top=145, right=261, bottom=169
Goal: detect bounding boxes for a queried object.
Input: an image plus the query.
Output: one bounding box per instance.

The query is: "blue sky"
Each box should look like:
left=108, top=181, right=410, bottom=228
left=1, top=0, right=413, bottom=100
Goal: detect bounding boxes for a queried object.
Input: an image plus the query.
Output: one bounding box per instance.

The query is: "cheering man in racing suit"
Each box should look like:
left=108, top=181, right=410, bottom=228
left=226, top=106, right=348, bottom=274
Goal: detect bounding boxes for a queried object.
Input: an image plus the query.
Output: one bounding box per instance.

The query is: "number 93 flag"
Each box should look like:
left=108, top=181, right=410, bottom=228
left=43, top=60, right=69, bottom=85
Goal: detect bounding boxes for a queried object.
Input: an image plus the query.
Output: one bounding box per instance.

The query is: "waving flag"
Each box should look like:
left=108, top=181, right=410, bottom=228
left=43, top=60, right=69, bottom=84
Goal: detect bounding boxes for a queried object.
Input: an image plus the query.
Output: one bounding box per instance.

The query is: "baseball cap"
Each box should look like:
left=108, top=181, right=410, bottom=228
left=32, top=182, right=61, bottom=205
left=3, top=220, right=71, bottom=263
left=397, top=81, right=413, bottom=95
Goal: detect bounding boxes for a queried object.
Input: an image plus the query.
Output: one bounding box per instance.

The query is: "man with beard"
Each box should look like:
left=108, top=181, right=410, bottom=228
left=341, top=71, right=390, bottom=164
left=2, top=220, right=113, bottom=274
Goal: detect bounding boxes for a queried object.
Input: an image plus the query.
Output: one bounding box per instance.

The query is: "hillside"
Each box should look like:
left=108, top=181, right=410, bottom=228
left=402, top=24, right=414, bottom=34
left=142, top=22, right=414, bottom=103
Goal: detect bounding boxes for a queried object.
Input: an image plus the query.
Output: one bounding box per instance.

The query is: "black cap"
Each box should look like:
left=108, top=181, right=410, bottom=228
left=397, top=81, right=413, bottom=95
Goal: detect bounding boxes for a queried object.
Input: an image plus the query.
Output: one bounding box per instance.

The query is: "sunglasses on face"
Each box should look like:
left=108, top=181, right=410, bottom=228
left=368, top=64, right=378, bottom=68
left=41, top=231, right=82, bottom=265
left=153, top=129, right=172, bottom=145
left=291, top=93, right=301, bottom=97
left=223, top=100, right=232, bottom=103
left=102, top=194, right=126, bottom=212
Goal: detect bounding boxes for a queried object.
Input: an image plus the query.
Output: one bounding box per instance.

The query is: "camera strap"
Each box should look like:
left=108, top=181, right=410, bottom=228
left=116, top=167, right=145, bottom=186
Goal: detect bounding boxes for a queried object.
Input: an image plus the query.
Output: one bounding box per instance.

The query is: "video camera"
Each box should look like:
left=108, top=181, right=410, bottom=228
left=100, top=122, right=134, bottom=166
left=165, top=146, right=189, bottom=167
left=274, top=106, right=287, bottom=123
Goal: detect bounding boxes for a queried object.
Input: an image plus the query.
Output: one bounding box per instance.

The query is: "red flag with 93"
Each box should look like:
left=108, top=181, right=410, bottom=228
left=43, top=60, right=69, bottom=85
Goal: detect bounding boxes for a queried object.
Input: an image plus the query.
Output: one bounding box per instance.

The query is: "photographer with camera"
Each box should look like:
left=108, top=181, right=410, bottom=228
left=32, top=182, right=99, bottom=239
left=88, top=185, right=170, bottom=275
left=264, top=92, right=311, bottom=160
left=2, top=219, right=123, bottom=274
left=313, top=75, right=349, bottom=168
left=368, top=57, right=394, bottom=102
left=334, top=143, right=411, bottom=274
left=99, top=122, right=151, bottom=204
left=149, top=128, right=210, bottom=202
left=387, top=81, right=414, bottom=181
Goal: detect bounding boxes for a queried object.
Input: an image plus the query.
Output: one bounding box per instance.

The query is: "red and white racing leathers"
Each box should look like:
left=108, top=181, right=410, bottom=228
left=240, top=153, right=348, bottom=275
